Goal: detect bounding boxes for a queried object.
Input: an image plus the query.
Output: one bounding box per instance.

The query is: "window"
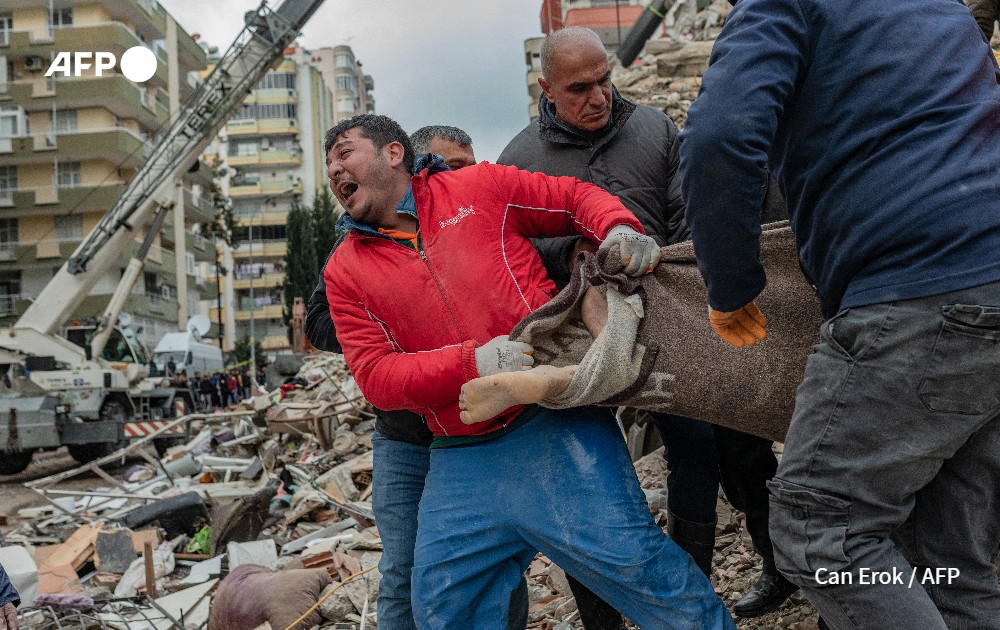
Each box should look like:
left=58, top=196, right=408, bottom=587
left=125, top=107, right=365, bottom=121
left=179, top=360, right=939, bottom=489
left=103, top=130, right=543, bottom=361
left=0, top=269, right=21, bottom=314
left=54, top=214, right=82, bottom=240
left=258, top=73, right=295, bottom=90
left=0, top=218, right=17, bottom=259
left=336, top=75, right=357, bottom=94
left=337, top=95, right=356, bottom=114
left=53, top=109, right=77, bottom=133
left=335, top=52, right=354, bottom=68
left=0, top=218, right=17, bottom=244
left=50, top=8, right=73, bottom=27
left=0, top=13, right=12, bottom=40
left=56, top=161, right=81, bottom=188
left=0, top=107, right=24, bottom=137
left=232, top=103, right=297, bottom=121
left=229, top=139, right=258, bottom=156
left=0, top=166, right=15, bottom=202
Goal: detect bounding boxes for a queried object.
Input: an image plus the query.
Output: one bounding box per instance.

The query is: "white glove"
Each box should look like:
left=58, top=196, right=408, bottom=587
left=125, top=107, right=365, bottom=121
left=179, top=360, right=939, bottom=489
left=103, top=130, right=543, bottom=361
left=475, top=335, right=534, bottom=377
left=599, top=225, right=661, bottom=276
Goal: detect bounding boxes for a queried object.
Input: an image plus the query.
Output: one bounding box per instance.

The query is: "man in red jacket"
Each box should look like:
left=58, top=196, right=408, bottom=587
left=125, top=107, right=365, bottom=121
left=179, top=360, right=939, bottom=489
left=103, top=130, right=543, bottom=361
left=323, top=114, right=735, bottom=630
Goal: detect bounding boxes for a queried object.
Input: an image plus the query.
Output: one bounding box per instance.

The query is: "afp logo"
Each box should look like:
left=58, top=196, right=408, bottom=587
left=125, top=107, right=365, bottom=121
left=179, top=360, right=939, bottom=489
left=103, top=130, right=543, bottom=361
left=45, top=46, right=158, bottom=83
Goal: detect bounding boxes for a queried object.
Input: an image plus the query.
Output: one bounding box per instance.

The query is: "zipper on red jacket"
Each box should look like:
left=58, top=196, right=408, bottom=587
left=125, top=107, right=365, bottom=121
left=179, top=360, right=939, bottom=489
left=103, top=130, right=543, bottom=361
left=357, top=231, right=469, bottom=342
left=419, top=248, right=468, bottom=340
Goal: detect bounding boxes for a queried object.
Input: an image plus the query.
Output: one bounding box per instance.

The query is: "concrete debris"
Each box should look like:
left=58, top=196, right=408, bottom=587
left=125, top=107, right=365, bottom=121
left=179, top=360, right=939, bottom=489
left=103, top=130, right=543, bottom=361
left=1, top=355, right=384, bottom=629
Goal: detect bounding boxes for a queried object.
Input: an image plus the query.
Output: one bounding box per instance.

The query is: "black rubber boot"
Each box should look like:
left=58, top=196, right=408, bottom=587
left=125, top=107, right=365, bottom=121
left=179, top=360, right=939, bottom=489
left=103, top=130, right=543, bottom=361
left=566, top=573, right=626, bottom=630
left=732, top=570, right=799, bottom=617
left=667, top=511, right=717, bottom=576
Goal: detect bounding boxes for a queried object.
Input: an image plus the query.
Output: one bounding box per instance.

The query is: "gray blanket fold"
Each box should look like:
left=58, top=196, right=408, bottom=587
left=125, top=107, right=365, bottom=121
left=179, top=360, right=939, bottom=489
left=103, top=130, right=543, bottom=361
left=510, top=222, right=823, bottom=442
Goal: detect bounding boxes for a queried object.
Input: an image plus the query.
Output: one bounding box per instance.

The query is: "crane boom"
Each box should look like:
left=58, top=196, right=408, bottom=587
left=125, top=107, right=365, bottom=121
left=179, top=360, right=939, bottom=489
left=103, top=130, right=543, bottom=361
left=16, top=0, right=326, bottom=336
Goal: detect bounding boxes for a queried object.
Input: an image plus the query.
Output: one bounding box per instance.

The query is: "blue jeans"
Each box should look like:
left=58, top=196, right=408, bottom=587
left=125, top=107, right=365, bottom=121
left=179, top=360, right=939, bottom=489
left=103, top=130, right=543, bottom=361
left=653, top=413, right=779, bottom=573
left=371, top=432, right=528, bottom=630
left=411, top=407, right=736, bottom=630
left=769, top=280, right=1000, bottom=629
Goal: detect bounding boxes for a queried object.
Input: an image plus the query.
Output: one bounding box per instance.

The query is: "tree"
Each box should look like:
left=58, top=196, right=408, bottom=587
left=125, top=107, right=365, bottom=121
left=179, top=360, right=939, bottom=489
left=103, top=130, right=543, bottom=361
left=312, top=187, right=342, bottom=272
left=228, top=335, right=266, bottom=370
left=282, top=200, right=317, bottom=342
left=198, top=156, right=240, bottom=354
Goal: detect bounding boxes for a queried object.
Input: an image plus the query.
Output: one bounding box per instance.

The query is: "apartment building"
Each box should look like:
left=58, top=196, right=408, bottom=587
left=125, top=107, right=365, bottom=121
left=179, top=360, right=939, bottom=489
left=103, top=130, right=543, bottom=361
left=307, top=45, right=375, bottom=123
left=208, top=44, right=354, bottom=358
left=0, top=0, right=215, bottom=351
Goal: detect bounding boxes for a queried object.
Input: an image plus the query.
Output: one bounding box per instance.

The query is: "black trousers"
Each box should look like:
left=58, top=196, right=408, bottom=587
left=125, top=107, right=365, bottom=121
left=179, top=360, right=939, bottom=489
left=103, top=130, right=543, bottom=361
left=653, top=412, right=779, bottom=574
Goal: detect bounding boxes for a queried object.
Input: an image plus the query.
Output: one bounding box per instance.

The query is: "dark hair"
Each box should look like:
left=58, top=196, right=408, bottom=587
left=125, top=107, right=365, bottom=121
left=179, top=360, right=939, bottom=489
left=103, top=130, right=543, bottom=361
left=324, top=114, right=414, bottom=173
left=410, top=125, right=473, bottom=153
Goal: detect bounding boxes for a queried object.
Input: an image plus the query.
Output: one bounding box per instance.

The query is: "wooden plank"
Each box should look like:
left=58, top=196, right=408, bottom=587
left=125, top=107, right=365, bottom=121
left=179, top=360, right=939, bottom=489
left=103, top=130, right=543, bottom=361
left=38, top=523, right=100, bottom=571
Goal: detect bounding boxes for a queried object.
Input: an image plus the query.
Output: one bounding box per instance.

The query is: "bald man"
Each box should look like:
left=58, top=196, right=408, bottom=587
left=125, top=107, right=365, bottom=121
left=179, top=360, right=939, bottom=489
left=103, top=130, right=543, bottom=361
left=499, top=26, right=795, bottom=623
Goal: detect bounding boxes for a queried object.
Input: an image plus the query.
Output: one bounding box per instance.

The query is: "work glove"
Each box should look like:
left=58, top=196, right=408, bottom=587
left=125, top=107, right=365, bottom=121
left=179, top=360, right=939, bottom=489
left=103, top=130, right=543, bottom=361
left=1, top=603, right=17, bottom=630
left=599, top=225, right=661, bottom=276
left=709, top=302, right=767, bottom=347
left=475, top=335, right=534, bottom=377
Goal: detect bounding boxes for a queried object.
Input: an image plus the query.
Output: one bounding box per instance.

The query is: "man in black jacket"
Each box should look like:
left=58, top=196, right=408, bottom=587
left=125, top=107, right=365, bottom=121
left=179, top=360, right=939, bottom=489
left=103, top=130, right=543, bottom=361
left=498, top=26, right=794, bottom=622
left=306, top=127, right=529, bottom=630
left=967, top=0, right=999, bottom=42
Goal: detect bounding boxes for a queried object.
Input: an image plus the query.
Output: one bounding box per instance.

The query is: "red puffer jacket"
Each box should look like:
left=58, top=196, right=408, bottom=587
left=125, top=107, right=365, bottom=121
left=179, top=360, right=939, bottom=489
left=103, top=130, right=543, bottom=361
left=325, top=162, right=642, bottom=438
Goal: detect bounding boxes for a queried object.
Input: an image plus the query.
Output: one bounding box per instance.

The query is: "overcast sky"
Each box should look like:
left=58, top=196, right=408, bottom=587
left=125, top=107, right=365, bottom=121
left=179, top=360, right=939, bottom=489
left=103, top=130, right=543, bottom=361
left=158, top=0, right=544, bottom=162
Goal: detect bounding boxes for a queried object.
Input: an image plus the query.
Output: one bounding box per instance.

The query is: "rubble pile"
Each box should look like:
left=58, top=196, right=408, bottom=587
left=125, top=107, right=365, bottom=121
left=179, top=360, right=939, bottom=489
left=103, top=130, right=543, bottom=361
left=614, top=0, right=733, bottom=128
left=1, top=350, right=821, bottom=628
left=1, top=355, right=383, bottom=629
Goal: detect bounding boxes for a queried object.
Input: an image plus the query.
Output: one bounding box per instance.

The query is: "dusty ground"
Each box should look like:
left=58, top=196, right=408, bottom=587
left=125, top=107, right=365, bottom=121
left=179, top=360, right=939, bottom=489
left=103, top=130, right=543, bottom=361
left=0, top=447, right=133, bottom=531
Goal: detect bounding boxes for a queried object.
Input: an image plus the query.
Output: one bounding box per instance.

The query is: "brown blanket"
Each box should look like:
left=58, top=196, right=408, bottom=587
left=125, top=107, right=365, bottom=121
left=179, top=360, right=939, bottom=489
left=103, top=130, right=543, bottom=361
left=510, top=222, right=823, bottom=442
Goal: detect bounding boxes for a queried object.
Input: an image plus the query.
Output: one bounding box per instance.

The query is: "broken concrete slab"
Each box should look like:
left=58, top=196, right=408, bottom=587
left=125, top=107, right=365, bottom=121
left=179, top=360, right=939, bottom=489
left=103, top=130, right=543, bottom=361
left=150, top=577, right=217, bottom=630
left=178, top=554, right=224, bottom=585
left=95, top=529, right=138, bottom=573
left=227, top=539, right=277, bottom=569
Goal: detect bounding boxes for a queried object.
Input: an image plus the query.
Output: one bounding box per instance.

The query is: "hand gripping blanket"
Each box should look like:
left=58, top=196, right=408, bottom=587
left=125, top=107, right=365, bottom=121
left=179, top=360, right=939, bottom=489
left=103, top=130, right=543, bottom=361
left=509, top=222, right=823, bottom=442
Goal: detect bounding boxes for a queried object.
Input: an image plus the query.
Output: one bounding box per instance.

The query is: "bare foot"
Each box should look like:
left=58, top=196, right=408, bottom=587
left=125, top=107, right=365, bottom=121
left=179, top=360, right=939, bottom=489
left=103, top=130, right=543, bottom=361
left=580, top=285, right=608, bottom=339
left=459, top=365, right=578, bottom=424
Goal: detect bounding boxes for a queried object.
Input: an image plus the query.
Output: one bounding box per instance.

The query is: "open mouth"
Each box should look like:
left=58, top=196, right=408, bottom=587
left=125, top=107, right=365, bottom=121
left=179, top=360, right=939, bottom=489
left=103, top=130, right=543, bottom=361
left=338, top=181, right=358, bottom=200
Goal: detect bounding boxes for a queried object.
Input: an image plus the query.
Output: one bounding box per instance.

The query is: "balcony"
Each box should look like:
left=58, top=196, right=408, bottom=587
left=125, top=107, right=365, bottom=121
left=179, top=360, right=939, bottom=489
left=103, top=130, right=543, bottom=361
left=226, top=149, right=301, bottom=169
left=231, top=271, right=284, bottom=290
left=253, top=87, right=298, bottom=102
left=261, top=334, right=290, bottom=351
left=3, top=183, right=126, bottom=213
left=182, top=187, right=216, bottom=224
left=0, top=241, right=45, bottom=266
left=33, top=237, right=82, bottom=261
left=232, top=240, right=287, bottom=259
left=2, top=128, right=149, bottom=166
left=225, top=118, right=300, bottom=137
left=0, top=294, right=23, bottom=317
left=228, top=180, right=302, bottom=199
left=233, top=303, right=284, bottom=320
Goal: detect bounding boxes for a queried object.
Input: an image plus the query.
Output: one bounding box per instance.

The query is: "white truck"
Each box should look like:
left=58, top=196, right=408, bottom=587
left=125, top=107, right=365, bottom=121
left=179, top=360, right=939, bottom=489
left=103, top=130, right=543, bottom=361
left=0, top=0, right=326, bottom=475
left=152, top=316, right=225, bottom=377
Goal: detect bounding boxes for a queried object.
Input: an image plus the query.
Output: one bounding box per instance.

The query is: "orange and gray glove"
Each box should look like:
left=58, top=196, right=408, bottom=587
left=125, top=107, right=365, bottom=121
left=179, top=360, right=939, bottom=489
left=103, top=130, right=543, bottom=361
left=599, top=225, right=661, bottom=276
left=475, top=335, right=534, bottom=377
left=709, top=302, right=767, bottom=347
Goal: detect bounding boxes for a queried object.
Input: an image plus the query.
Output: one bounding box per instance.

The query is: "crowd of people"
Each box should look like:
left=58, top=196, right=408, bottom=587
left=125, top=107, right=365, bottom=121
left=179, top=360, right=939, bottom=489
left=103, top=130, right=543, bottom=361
left=188, top=370, right=258, bottom=410
left=304, top=2, right=1000, bottom=628
left=150, top=363, right=260, bottom=411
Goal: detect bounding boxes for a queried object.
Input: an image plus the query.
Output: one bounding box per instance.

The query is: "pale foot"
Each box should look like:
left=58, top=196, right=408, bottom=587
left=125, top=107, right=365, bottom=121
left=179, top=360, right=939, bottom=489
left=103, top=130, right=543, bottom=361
left=459, top=364, right=578, bottom=424
left=580, top=285, right=608, bottom=339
